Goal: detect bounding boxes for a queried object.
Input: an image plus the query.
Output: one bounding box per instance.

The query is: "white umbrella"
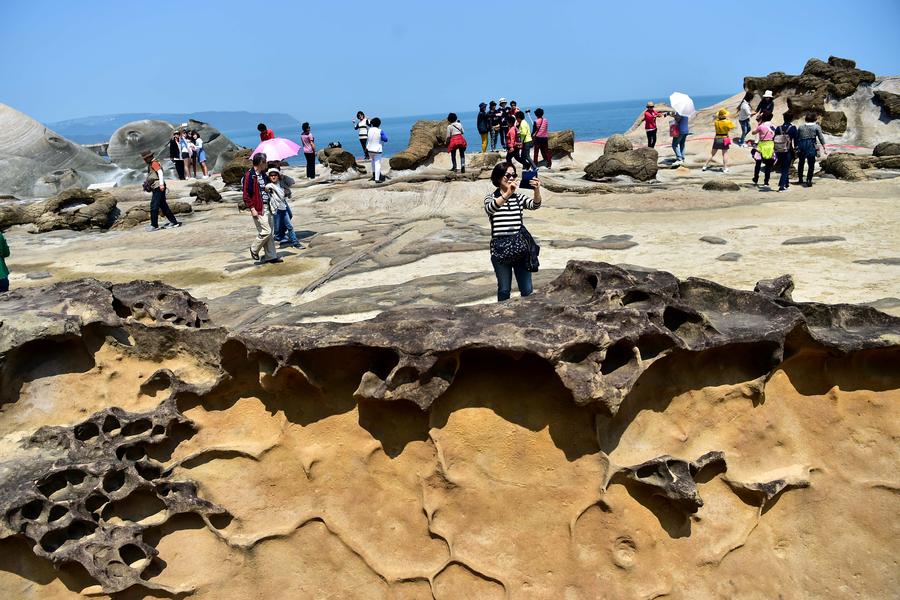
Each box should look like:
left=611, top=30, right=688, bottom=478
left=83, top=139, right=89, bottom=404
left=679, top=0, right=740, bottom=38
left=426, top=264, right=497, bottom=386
left=669, top=92, right=696, bottom=117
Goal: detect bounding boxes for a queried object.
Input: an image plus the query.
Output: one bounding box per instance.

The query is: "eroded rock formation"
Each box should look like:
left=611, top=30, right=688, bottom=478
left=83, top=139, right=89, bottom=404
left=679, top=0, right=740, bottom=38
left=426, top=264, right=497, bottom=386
left=821, top=152, right=900, bottom=180
left=585, top=147, right=659, bottom=182
left=0, top=263, right=897, bottom=598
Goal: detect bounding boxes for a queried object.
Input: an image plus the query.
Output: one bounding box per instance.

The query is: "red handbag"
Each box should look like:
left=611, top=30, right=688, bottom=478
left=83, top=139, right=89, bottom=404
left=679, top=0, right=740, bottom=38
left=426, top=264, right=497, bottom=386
left=669, top=123, right=680, bottom=137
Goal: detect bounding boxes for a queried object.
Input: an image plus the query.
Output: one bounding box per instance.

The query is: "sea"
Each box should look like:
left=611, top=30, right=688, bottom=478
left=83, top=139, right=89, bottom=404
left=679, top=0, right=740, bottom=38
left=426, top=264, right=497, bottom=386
left=226, top=95, right=729, bottom=164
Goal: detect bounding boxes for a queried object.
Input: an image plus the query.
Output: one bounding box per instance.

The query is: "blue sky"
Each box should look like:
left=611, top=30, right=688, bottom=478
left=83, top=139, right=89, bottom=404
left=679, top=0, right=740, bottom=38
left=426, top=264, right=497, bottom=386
left=2, top=0, right=899, bottom=124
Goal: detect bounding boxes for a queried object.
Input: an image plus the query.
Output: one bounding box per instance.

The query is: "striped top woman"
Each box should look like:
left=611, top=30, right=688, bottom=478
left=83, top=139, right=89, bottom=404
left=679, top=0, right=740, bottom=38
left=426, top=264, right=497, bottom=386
left=483, top=161, right=542, bottom=301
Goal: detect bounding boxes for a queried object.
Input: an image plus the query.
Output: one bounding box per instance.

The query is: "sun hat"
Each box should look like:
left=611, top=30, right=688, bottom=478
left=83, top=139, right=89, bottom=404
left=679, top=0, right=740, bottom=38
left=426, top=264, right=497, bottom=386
left=266, top=168, right=281, bottom=176
left=763, top=90, right=774, bottom=98
left=647, top=101, right=655, bottom=108
left=479, top=102, right=487, bottom=108
left=140, top=150, right=154, bottom=160
left=499, top=97, right=507, bottom=103
left=717, top=108, right=729, bottom=118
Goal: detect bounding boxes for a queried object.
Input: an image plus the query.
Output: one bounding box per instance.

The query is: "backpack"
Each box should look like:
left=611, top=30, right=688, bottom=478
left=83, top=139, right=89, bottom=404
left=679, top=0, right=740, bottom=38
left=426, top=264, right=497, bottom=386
left=773, top=126, right=793, bottom=153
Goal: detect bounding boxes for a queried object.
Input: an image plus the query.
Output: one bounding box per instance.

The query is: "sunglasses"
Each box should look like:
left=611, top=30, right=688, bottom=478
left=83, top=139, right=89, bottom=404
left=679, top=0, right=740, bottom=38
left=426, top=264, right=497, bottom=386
left=504, top=172, right=517, bottom=180
left=269, top=173, right=280, bottom=178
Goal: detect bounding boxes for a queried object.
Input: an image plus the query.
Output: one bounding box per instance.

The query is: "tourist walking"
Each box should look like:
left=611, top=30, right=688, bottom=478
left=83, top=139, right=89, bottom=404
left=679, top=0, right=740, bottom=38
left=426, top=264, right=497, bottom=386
left=258, top=123, right=275, bottom=142
left=484, top=161, right=542, bottom=302
left=774, top=113, right=798, bottom=192
left=516, top=112, right=535, bottom=169
left=354, top=111, right=370, bottom=159
left=671, top=112, right=689, bottom=164
left=488, top=101, right=502, bottom=151
left=301, top=122, right=316, bottom=179
left=244, top=153, right=281, bottom=264
left=0, top=229, right=9, bottom=293
left=641, top=102, right=661, bottom=148
left=532, top=108, right=551, bottom=168
left=505, top=115, right=524, bottom=167
left=169, top=132, right=185, bottom=180
left=447, top=113, right=467, bottom=173
left=193, top=132, right=208, bottom=178
left=477, top=103, right=491, bottom=153
left=755, top=91, right=775, bottom=118
left=796, top=113, right=828, bottom=187
left=140, top=151, right=181, bottom=231
left=367, top=117, right=386, bottom=183
left=702, top=109, right=735, bottom=172
left=498, top=98, right=510, bottom=151
left=266, top=168, right=303, bottom=249
left=751, top=112, right=776, bottom=187
left=737, top=91, right=753, bottom=146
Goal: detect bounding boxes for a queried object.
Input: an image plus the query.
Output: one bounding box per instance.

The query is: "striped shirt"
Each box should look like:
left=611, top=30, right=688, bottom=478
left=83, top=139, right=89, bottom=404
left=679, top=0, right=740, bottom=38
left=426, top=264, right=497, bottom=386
left=484, top=191, right=540, bottom=237
left=355, top=118, right=369, bottom=139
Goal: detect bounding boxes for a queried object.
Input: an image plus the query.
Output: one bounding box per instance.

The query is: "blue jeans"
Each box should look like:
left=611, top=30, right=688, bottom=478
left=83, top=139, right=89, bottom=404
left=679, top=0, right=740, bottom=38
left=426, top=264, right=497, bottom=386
left=0, top=278, right=8, bottom=293
left=776, top=151, right=792, bottom=189
left=273, top=208, right=298, bottom=245
left=672, top=134, right=687, bottom=160
left=491, top=255, right=533, bottom=301
left=739, top=119, right=751, bottom=144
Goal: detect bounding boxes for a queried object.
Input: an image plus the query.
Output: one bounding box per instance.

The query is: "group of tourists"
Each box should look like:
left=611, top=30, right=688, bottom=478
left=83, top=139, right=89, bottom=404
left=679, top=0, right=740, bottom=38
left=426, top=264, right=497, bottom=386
left=242, top=152, right=305, bottom=265
left=475, top=100, right=553, bottom=168
left=168, top=129, right=209, bottom=180
left=257, top=122, right=318, bottom=180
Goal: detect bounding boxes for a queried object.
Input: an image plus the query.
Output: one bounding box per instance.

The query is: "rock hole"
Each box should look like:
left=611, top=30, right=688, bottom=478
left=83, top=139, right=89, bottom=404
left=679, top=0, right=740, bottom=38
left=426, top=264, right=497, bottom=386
left=111, top=298, right=132, bottom=319
left=74, top=421, right=100, bottom=441
left=150, top=425, right=165, bottom=436
left=601, top=341, right=636, bottom=375
left=101, top=415, right=121, bottom=434
left=663, top=306, right=703, bottom=334
left=102, top=470, right=126, bottom=493
left=161, top=312, right=177, bottom=321
left=636, top=333, right=676, bottom=360
left=20, top=499, right=45, bottom=520
left=156, top=293, right=167, bottom=301
left=37, top=472, right=69, bottom=498
left=116, top=445, right=146, bottom=462
left=208, top=512, right=234, bottom=530
left=133, top=301, right=144, bottom=309
left=40, top=520, right=97, bottom=552
left=84, top=493, right=108, bottom=514
left=635, top=464, right=659, bottom=479
left=622, top=290, right=650, bottom=305
left=103, top=490, right=166, bottom=524
left=48, top=505, right=68, bottom=522
left=560, top=343, right=598, bottom=364
left=122, top=419, right=152, bottom=437
left=389, top=366, right=420, bottom=388
left=135, top=462, right=163, bottom=481
left=119, top=544, right=146, bottom=567
left=586, top=274, right=599, bottom=290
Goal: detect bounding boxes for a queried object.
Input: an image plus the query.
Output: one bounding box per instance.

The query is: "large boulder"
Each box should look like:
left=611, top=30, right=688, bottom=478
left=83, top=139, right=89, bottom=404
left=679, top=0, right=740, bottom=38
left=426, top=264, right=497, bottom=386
left=873, top=142, right=900, bottom=157
left=585, top=147, right=659, bottom=182
left=548, top=129, right=575, bottom=157
left=317, top=146, right=360, bottom=174
left=389, top=120, right=448, bottom=171
left=30, top=188, right=118, bottom=233
left=189, top=182, right=222, bottom=203
left=604, top=134, right=633, bottom=155
left=0, top=103, right=119, bottom=198
left=221, top=149, right=253, bottom=186
left=702, top=179, right=740, bottom=191
left=873, top=91, right=900, bottom=120
left=112, top=201, right=192, bottom=229
left=821, top=152, right=900, bottom=181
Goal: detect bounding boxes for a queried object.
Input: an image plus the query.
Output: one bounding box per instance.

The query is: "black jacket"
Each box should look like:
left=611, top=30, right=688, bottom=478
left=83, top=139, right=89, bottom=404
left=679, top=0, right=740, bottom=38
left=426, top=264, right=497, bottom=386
left=477, top=110, right=491, bottom=134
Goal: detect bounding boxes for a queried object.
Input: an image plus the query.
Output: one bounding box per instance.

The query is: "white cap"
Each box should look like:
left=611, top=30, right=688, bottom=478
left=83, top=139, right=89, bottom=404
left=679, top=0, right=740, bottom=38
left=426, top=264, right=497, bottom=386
left=763, top=90, right=773, bottom=98
left=499, top=97, right=507, bottom=103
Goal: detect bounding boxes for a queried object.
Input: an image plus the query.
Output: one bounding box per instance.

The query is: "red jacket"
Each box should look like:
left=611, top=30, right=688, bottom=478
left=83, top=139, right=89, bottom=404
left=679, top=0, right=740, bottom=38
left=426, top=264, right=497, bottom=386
left=242, top=168, right=265, bottom=213
left=259, top=129, right=275, bottom=142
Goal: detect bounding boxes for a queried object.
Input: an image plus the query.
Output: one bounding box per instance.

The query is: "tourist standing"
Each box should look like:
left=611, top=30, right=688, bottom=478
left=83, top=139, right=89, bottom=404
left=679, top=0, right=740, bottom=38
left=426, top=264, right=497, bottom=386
left=258, top=123, right=275, bottom=142
left=641, top=102, right=661, bottom=148
left=354, top=111, right=370, bottom=159
left=755, top=91, right=775, bottom=118
left=244, top=153, right=281, bottom=264
left=505, top=115, right=523, bottom=167
left=367, top=117, right=386, bottom=183
left=774, top=113, right=798, bottom=192
left=796, top=113, right=828, bottom=187
left=751, top=112, right=776, bottom=187
left=488, top=101, right=501, bottom=151
left=671, top=112, right=689, bottom=164
left=484, top=161, right=542, bottom=302
left=532, top=108, right=551, bottom=168
left=498, top=98, right=510, bottom=150
left=517, top=111, right=535, bottom=169
left=702, top=109, right=735, bottom=172
left=141, top=151, right=181, bottom=231
left=266, top=168, right=303, bottom=248
left=477, top=103, right=491, bottom=153
left=178, top=132, right=192, bottom=179
left=193, top=132, right=208, bottom=178
left=737, top=91, right=753, bottom=146
left=169, top=132, right=185, bottom=180
left=0, top=229, right=9, bottom=293
left=301, top=122, right=316, bottom=179
left=447, top=113, right=467, bottom=173
left=188, top=130, right=198, bottom=178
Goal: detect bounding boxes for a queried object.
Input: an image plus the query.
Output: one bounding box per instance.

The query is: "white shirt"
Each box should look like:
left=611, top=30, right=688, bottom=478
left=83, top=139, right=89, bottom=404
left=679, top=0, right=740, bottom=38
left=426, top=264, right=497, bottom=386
left=366, top=127, right=383, bottom=153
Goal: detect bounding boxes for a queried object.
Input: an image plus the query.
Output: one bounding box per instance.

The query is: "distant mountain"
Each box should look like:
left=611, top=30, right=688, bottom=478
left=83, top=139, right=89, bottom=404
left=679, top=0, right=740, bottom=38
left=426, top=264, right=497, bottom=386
left=47, top=111, right=301, bottom=144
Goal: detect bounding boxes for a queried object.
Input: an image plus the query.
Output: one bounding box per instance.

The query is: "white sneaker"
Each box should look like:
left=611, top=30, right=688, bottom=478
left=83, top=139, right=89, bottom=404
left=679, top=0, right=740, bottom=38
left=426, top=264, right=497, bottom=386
left=702, top=166, right=708, bottom=171
left=723, top=168, right=730, bottom=173
left=145, top=225, right=159, bottom=232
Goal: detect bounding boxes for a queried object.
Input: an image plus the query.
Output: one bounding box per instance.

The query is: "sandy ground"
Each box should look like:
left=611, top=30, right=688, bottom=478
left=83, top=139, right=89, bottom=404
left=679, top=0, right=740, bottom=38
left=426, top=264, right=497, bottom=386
left=3, top=139, right=899, bottom=323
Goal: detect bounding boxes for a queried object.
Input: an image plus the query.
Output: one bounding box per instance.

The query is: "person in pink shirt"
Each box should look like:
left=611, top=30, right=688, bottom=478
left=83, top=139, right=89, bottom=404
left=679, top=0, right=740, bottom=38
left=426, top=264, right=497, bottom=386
left=505, top=114, right=525, bottom=167
left=751, top=112, right=776, bottom=187
left=531, top=108, right=552, bottom=168
left=641, top=101, right=662, bottom=147
left=300, top=122, right=316, bottom=179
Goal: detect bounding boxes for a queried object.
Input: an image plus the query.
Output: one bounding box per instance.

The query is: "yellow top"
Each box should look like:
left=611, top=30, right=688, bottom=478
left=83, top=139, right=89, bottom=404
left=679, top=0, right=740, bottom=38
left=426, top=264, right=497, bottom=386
left=714, top=119, right=735, bottom=136
left=519, top=120, right=533, bottom=144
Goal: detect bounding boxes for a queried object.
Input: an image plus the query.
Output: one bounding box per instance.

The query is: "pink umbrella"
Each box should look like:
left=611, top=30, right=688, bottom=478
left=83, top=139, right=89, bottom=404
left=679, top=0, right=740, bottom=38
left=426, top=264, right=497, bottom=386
left=251, top=137, right=301, bottom=161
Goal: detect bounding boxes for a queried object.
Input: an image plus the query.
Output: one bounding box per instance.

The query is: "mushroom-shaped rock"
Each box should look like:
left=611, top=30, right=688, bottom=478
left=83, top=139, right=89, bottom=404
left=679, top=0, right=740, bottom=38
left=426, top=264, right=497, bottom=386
left=585, top=148, right=658, bottom=182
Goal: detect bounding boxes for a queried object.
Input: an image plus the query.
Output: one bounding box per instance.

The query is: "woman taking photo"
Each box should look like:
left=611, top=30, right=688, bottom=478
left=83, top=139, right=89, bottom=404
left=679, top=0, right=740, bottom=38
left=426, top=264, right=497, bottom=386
left=484, top=162, right=542, bottom=302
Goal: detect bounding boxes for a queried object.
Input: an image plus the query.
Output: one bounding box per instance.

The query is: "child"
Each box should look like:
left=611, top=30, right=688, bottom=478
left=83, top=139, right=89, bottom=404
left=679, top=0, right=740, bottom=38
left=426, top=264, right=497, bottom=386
left=265, top=168, right=303, bottom=249
left=367, top=117, right=386, bottom=183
